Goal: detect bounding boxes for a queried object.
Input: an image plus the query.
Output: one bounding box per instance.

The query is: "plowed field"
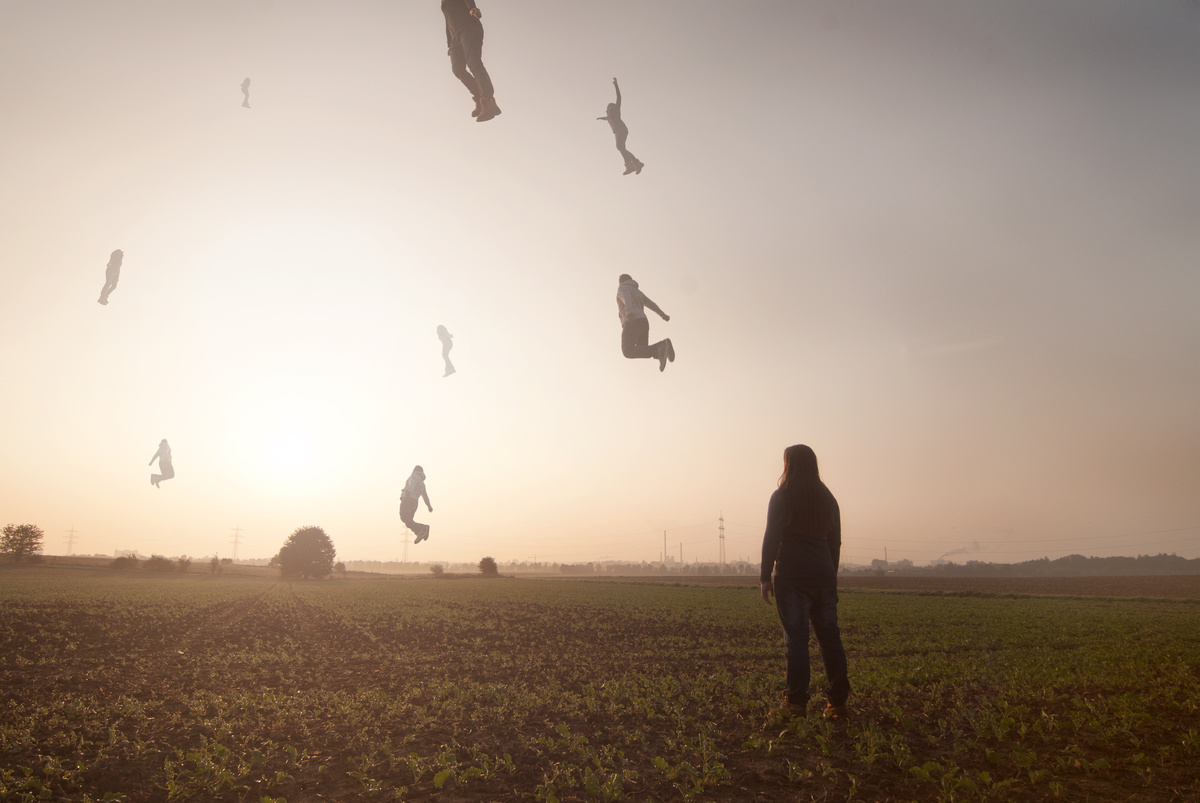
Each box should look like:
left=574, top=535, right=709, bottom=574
left=2, top=566, right=1198, bottom=801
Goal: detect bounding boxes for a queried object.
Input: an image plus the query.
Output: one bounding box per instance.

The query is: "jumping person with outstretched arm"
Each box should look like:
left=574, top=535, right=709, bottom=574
left=400, top=465, right=433, bottom=542
left=442, top=0, right=500, bottom=122
left=149, top=439, right=174, bottom=488
left=98, top=249, right=123, bottom=305
left=760, top=444, right=850, bottom=721
left=616, top=274, right=674, bottom=372
left=597, top=78, right=643, bottom=175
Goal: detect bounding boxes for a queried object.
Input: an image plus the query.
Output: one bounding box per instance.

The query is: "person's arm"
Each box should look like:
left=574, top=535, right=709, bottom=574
left=827, top=496, right=842, bottom=572
left=640, top=292, right=669, bottom=321
left=422, top=488, right=433, bottom=512
left=148, top=448, right=160, bottom=467
left=612, top=77, right=621, bottom=112
left=468, top=1, right=481, bottom=19
left=760, top=492, right=783, bottom=600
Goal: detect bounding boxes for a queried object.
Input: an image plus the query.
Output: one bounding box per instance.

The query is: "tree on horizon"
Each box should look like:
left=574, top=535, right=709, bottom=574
left=1, top=523, right=45, bottom=562
left=275, top=526, right=336, bottom=579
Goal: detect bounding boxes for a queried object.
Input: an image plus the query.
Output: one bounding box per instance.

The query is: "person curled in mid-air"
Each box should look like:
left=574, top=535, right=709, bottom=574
left=597, top=77, right=643, bottom=175
left=616, top=274, right=673, bottom=372
left=400, top=465, right=433, bottom=542
left=442, top=0, right=500, bottom=122
left=437, top=325, right=456, bottom=377
left=149, top=439, right=174, bottom=488
left=98, top=249, right=123, bottom=305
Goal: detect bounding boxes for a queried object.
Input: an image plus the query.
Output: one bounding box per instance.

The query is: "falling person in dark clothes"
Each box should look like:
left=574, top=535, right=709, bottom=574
left=442, top=0, right=500, bottom=122
left=597, top=78, right=643, bottom=175
left=400, top=465, right=433, bottom=542
left=760, top=444, right=850, bottom=721
left=149, top=439, right=174, bottom=488
left=616, top=274, right=674, bottom=372
left=97, top=249, right=123, bottom=305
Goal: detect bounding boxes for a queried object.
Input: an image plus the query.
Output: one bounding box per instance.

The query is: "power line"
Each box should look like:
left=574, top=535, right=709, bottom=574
left=231, top=524, right=243, bottom=562
left=64, top=525, right=79, bottom=555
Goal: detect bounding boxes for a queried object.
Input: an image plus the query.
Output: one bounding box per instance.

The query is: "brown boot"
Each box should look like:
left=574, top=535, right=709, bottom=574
left=476, top=97, right=501, bottom=122
left=471, top=96, right=481, bottom=117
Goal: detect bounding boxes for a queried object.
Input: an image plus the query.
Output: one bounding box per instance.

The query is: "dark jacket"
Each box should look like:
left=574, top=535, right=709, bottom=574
left=443, top=0, right=482, bottom=48
left=760, top=486, right=841, bottom=585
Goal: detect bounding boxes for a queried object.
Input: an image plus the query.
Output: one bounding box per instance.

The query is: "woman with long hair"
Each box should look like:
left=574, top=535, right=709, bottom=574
left=760, top=444, right=850, bottom=719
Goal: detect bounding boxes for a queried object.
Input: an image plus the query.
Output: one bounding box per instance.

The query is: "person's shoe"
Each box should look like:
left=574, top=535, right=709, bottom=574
left=623, top=162, right=637, bottom=175
left=770, top=698, right=808, bottom=718
left=444, top=365, right=456, bottom=377
left=98, top=298, right=108, bottom=305
left=476, top=97, right=501, bottom=122
left=657, top=347, right=668, bottom=372
left=471, top=96, right=481, bottom=117
left=823, top=703, right=849, bottom=722
left=665, top=338, right=675, bottom=363
left=634, top=160, right=644, bottom=174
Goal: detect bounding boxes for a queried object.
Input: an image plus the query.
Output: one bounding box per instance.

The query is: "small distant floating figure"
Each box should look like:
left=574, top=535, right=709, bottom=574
left=442, top=0, right=500, bottom=122
left=149, top=439, right=174, bottom=488
left=400, top=465, right=432, bottom=542
left=241, top=77, right=251, bottom=108
left=97, top=249, right=123, bottom=305
left=617, top=274, right=674, bottom=372
left=597, top=78, right=643, bottom=175
left=437, top=325, right=456, bottom=377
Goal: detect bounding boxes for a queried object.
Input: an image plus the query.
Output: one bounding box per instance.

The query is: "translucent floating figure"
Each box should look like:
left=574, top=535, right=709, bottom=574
left=149, top=439, right=174, bottom=488
left=597, top=78, right=643, bottom=175
left=437, top=324, right=456, bottom=377
left=97, top=249, right=123, bottom=305
left=616, top=274, right=673, bottom=372
left=400, top=465, right=432, bottom=542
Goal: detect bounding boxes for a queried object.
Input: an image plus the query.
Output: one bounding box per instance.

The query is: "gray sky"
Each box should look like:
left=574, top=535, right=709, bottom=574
left=1, top=0, right=1197, bottom=566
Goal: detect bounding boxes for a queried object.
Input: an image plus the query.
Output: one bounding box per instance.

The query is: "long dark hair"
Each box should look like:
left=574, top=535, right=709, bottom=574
left=777, top=444, right=835, bottom=533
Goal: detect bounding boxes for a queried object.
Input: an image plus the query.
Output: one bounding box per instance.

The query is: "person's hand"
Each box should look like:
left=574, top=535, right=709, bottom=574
left=470, top=7, right=481, bottom=19
left=427, top=505, right=434, bottom=513
left=760, top=581, right=773, bottom=603
left=662, top=313, right=670, bottom=322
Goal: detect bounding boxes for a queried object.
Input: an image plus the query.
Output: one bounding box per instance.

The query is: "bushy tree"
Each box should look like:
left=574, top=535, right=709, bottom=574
left=430, top=564, right=445, bottom=577
left=110, top=556, right=139, bottom=570
left=144, top=555, right=174, bottom=572
left=177, top=556, right=192, bottom=573
left=1, top=523, right=44, bottom=562
left=275, top=525, right=336, bottom=579
left=479, top=556, right=499, bottom=577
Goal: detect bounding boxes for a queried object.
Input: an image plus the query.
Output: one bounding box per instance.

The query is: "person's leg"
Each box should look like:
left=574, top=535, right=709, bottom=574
left=399, top=497, right=418, bottom=530
left=449, top=38, right=480, bottom=97
left=810, top=586, right=850, bottom=707
left=621, top=318, right=653, bottom=359
left=159, top=463, right=174, bottom=482
left=774, top=581, right=813, bottom=708
left=460, top=26, right=493, bottom=100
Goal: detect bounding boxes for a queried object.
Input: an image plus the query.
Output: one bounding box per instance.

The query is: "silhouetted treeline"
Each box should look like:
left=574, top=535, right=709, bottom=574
left=850, top=553, right=1200, bottom=578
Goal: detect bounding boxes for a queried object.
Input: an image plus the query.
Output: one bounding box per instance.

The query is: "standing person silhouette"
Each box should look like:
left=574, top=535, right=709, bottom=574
left=97, top=249, right=123, bottom=305
left=616, top=274, right=674, bottom=372
left=760, top=444, right=850, bottom=721
left=400, top=465, right=433, bottom=542
left=442, top=0, right=500, bottom=122
left=597, top=78, right=643, bottom=175
left=437, top=325, right=456, bottom=377
left=149, top=439, right=174, bottom=488
left=241, top=77, right=251, bottom=108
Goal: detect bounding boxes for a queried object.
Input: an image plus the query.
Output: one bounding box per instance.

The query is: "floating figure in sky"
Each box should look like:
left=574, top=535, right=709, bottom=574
left=442, top=0, right=500, bottom=122
left=400, top=465, right=433, bottom=542
left=759, top=444, right=850, bottom=721
left=97, top=249, right=123, bottom=305
left=241, top=77, right=251, bottom=108
left=437, top=324, right=456, bottom=377
left=597, top=78, right=643, bottom=175
left=616, top=274, right=673, bottom=372
left=149, top=439, right=174, bottom=488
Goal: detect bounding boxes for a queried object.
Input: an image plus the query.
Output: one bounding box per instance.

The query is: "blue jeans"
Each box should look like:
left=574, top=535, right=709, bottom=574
left=774, top=582, right=850, bottom=707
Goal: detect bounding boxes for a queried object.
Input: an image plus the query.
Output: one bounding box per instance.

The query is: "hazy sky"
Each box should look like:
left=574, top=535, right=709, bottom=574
left=2, top=0, right=1198, bottom=567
